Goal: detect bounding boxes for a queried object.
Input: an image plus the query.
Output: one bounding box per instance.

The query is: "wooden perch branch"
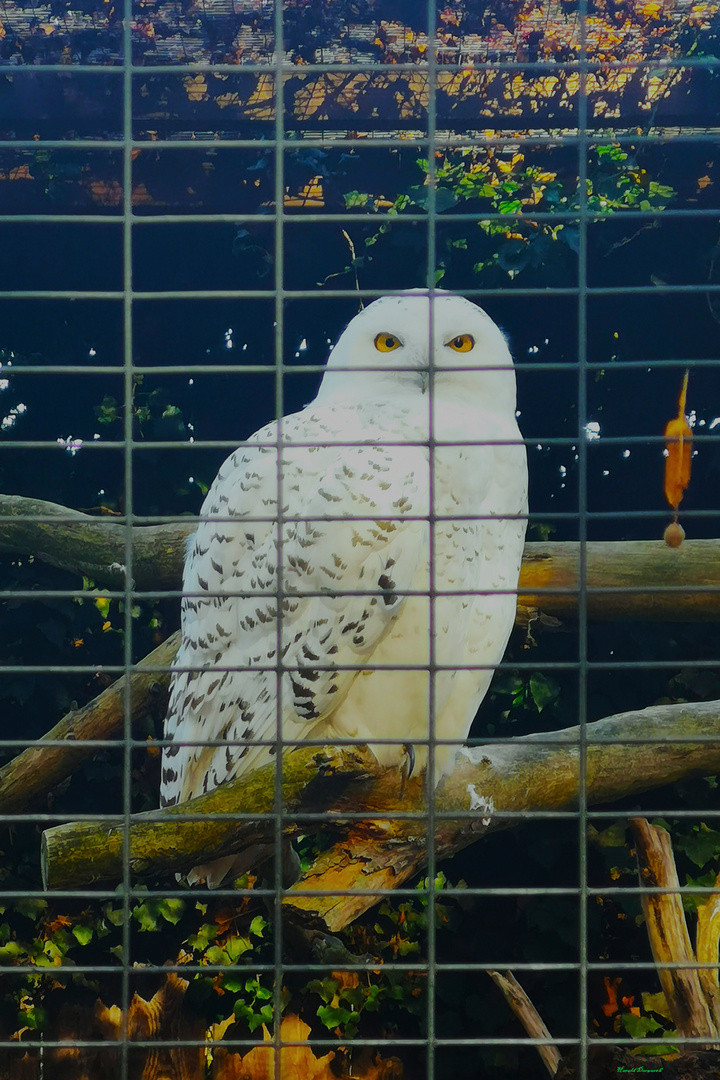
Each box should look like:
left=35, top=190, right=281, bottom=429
left=0, top=632, right=179, bottom=815
left=3, top=493, right=720, bottom=618
left=0, top=493, right=194, bottom=589
left=518, top=537, right=720, bottom=622
left=285, top=700, right=720, bottom=931
left=41, top=746, right=379, bottom=890
left=41, top=701, right=720, bottom=933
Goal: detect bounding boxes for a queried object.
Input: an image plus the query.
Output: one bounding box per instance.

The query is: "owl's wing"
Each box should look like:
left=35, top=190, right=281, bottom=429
left=161, top=413, right=428, bottom=806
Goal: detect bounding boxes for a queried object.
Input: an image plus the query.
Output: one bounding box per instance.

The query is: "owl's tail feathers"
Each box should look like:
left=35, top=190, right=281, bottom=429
left=182, top=841, right=301, bottom=890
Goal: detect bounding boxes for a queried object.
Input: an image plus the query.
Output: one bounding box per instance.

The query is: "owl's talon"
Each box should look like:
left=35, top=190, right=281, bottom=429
left=400, top=743, right=415, bottom=796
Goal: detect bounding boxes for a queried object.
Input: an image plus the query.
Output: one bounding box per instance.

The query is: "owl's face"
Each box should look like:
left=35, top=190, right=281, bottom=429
left=316, top=292, right=517, bottom=411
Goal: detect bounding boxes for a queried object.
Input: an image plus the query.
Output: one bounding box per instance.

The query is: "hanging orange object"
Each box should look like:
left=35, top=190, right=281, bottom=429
left=663, top=369, right=692, bottom=511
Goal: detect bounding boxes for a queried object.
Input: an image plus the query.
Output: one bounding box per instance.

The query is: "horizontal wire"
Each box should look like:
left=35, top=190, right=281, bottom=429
left=4, top=56, right=719, bottom=75
left=0, top=960, right=715, bottom=979
left=2, top=590, right=718, bottom=610
left=1, top=883, right=718, bottom=900
left=3, top=206, right=720, bottom=226
left=2, top=433, right=719, bottom=449
left=2, top=509, right=718, bottom=524
left=7, top=580, right=720, bottom=600
left=4, top=656, right=720, bottom=675
left=4, top=282, right=720, bottom=300
left=3, top=357, right=720, bottom=376
left=0, top=1034, right=703, bottom=1050
left=5, top=130, right=720, bottom=151
left=2, top=732, right=720, bottom=752
left=3, top=806, right=720, bottom=824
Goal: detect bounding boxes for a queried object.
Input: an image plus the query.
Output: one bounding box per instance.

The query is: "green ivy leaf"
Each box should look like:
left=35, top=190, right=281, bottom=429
left=13, top=899, right=47, bottom=920
left=343, top=191, right=371, bottom=209
left=187, top=923, right=219, bottom=952
left=72, top=925, right=93, bottom=946
left=20, top=1005, right=47, bottom=1031
left=96, top=395, right=118, bottom=424
left=204, top=945, right=226, bottom=964
left=249, top=915, right=267, bottom=938
left=632, top=1042, right=681, bottom=1057
left=225, top=935, right=252, bottom=962
left=675, top=825, right=720, bottom=868
left=317, top=1004, right=355, bottom=1030
left=0, top=941, right=26, bottom=961
left=619, top=1011, right=662, bottom=1038
left=528, top=672, right=560, bottom=712
left=307, top=977, right=338, bottom=1004
left=102, top=903, right=125, bottom=927
left=158, top=899, right=185, bottom=925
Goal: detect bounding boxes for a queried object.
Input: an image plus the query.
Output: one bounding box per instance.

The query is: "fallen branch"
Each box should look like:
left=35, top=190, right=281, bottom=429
left=0, top=632, right=179, bottom=815
left=3, top=493, right=720, bottom=619
left=41, top=701, right=720, bottom=932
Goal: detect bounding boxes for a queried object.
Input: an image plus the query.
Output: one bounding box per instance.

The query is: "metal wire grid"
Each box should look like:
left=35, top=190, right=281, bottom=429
left=1, top=2, right=719, bottom=1078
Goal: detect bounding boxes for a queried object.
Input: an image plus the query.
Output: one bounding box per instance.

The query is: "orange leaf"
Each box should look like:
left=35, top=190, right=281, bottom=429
left=46, top=915, right=73, bottom=933
left=664, top=370, right=692, bottom=510
left=212, top=1015, right=335, bottom=1080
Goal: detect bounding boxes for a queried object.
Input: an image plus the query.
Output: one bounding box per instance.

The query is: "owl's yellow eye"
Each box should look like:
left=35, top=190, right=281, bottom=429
left=374, top=333, right=401, bottom=352
left=447, top=334, right=475, bottom=353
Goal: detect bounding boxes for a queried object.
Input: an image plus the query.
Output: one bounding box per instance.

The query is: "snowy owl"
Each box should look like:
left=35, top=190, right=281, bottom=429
left=161, top=292, right=528, bottom=826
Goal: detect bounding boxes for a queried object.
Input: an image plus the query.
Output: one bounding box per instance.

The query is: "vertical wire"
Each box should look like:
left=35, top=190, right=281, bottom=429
left=120, top=3, right=135, bottom=1077
left=272, top=3, right=286, bottom=1076
left=424, top=3, right=438, bottom=1078
left=576, top=3, right=590, bottom=1078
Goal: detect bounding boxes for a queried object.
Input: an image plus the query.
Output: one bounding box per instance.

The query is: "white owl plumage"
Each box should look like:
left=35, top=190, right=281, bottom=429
left=161, top=292, right=528, bottom=823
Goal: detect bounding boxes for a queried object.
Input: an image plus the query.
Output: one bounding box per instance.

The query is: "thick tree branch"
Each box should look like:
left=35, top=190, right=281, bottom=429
left=518, top=537, right=720, bottom=621
left=3, top=493, right=720, bottom=618
left=41, top=745, right=379, bottom=890
left=285, top=700, right=720, bottom=931
left=0, top=493, right=194, bottom=589
left=41, top=701, right=720, bottom=930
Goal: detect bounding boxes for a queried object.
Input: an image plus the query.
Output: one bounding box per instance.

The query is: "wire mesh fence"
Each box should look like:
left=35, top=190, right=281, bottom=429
left=0, top=0, right=719, bottom=1078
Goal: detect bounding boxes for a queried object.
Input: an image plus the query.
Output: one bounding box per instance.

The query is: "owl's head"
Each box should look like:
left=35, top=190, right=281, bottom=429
left=315, top=291, right=517, bottom=412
